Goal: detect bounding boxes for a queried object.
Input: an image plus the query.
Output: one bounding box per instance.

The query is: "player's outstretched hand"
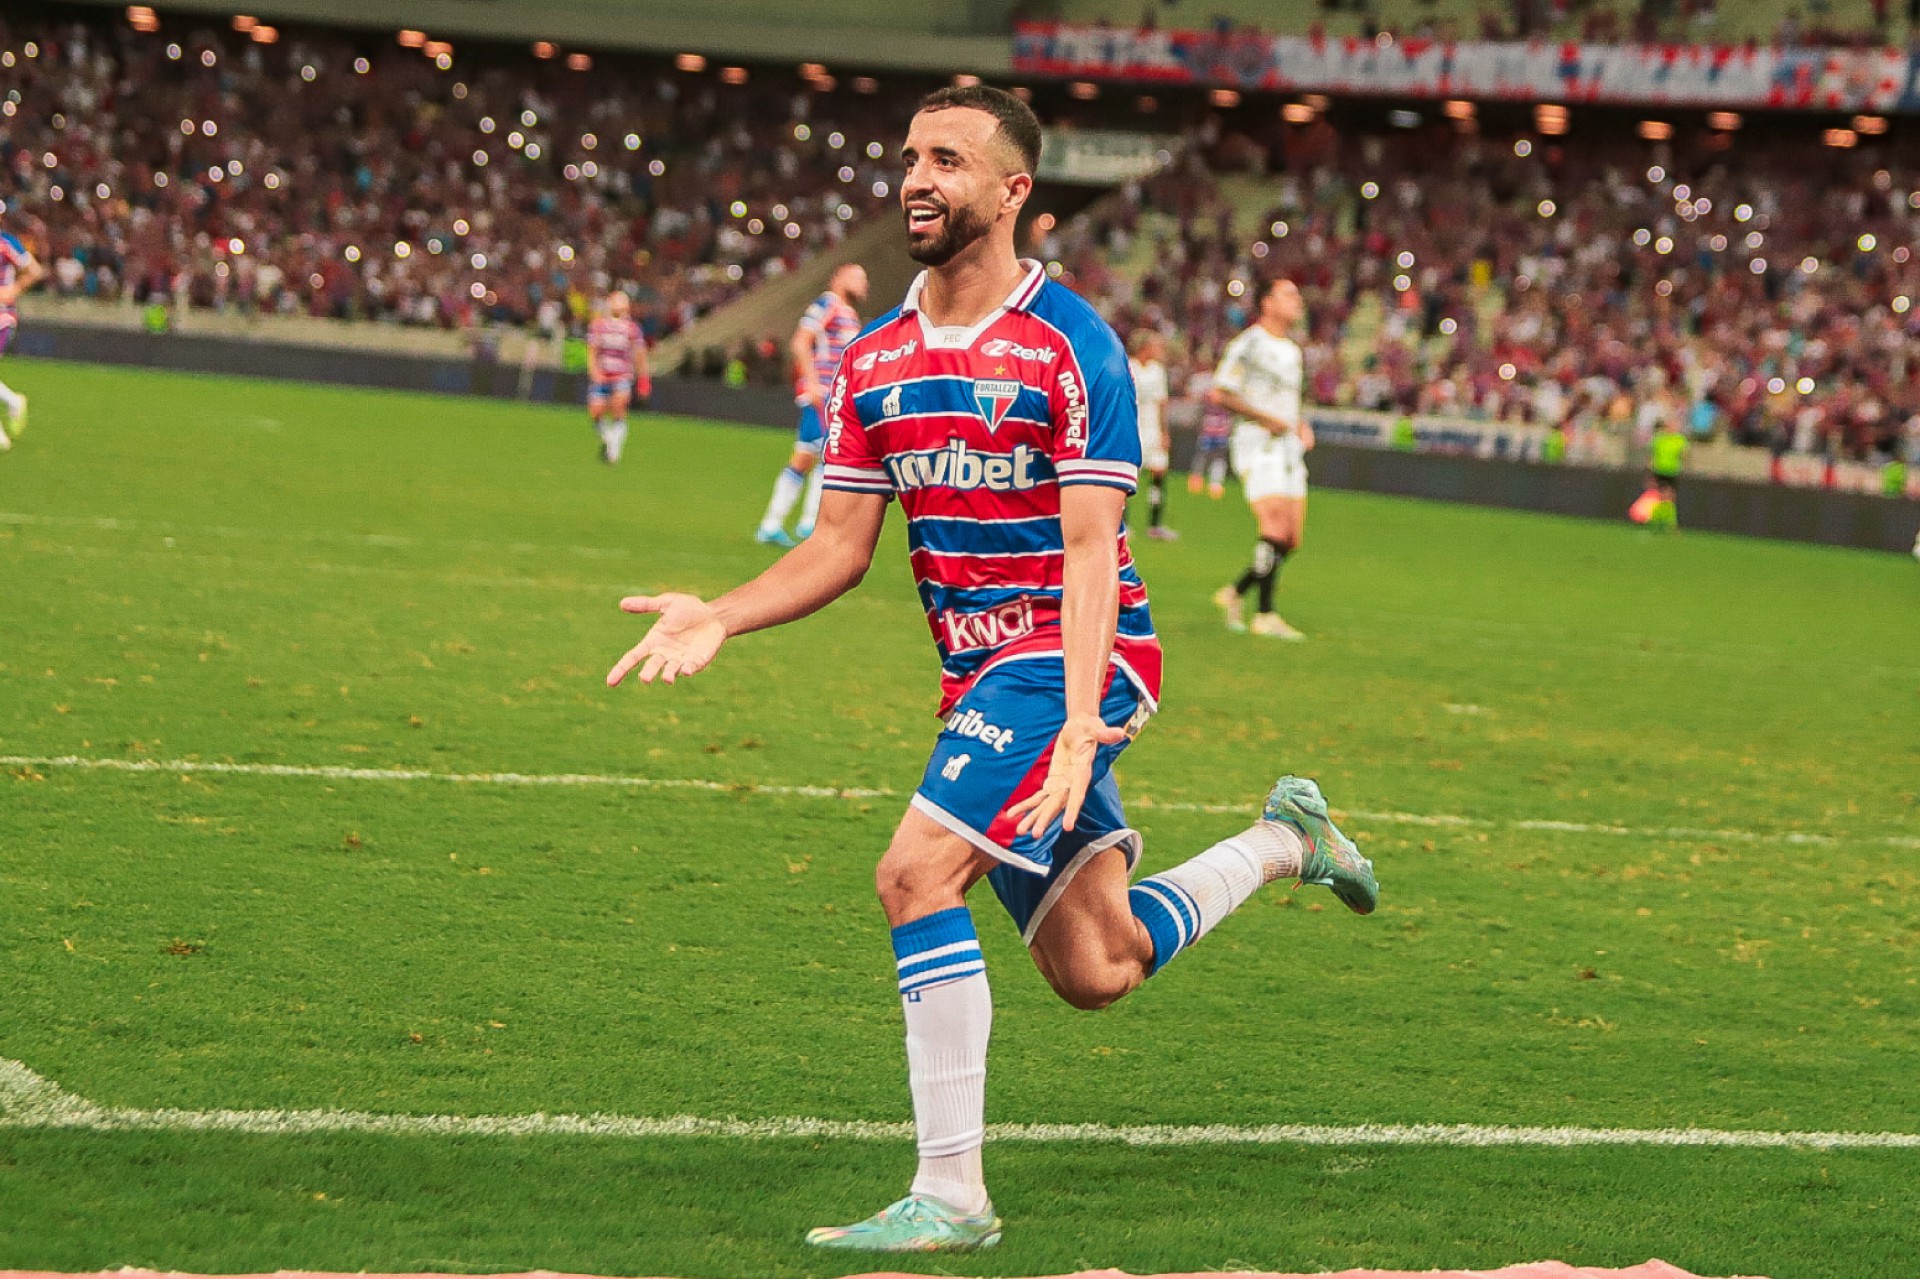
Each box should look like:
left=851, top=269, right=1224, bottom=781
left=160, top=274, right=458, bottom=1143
left=606, top=593, right=727, bottom=687
left=1009, top=712, right=1128, bottom=836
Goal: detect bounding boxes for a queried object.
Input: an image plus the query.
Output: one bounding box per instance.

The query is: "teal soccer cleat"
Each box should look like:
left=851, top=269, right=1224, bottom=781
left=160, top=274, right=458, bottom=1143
left=1263, top=776, right=1378, bottom=915
left=805, top=1193, right=1003, bottom=1253
left=755, top=527, right=799, bottom=549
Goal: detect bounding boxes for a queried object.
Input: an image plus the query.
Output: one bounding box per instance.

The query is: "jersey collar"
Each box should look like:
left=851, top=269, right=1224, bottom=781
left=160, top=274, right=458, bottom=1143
left=900, top=259, right=1046, bottom=349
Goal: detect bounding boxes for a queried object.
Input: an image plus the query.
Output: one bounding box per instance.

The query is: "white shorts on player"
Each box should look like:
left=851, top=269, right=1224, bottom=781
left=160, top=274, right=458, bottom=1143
left=1140, top=426, right=1170, bottom=475
left=1231, top=425, right=1308, bottom=501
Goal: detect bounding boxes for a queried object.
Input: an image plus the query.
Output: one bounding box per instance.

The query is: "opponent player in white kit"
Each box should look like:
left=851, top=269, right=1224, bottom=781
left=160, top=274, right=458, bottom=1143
left=1127, top=330, right=1176, bottom=540
left=1211, top=278, right=1313, bottom=640
left=605, top=88, right=1376, bottom=1253
left=585, top=291, right=651, bottom=466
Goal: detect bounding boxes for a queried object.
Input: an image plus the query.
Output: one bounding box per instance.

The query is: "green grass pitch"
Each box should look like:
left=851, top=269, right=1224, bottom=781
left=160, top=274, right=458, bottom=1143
left=1, top=359, right=1916, bottom=1278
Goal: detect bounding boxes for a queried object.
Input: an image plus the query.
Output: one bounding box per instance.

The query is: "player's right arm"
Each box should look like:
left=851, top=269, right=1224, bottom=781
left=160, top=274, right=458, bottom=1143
left=1211, top=332, right=1293, bottom=436
left=606, top=362, right=886, bottom=687
left=792, top=302, right=826, bottom=411
left=605, top=490, right=885, bottom=686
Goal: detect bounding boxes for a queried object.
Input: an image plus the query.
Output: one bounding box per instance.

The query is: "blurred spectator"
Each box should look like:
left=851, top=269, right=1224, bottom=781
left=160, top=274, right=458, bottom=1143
left=1050, top=119, right=1919, bottom=468
left=0, top=13, right=910, bottom=341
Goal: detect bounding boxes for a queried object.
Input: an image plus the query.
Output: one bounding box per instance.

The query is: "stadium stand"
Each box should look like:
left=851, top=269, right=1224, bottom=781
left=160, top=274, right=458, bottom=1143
left=1046, top=0, right=1909, bottom=46
left=5, top=7, right=1915, bottom=471
left=0, top=12, right=919, bottom=344
left=56, top=0, right=1017, bottom=70
left=1044, top=117, right=1920, bottom=465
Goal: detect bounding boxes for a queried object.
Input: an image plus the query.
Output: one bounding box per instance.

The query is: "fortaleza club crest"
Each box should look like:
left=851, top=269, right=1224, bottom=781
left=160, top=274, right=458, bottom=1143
left=972, top=378, right=1020, bottom=433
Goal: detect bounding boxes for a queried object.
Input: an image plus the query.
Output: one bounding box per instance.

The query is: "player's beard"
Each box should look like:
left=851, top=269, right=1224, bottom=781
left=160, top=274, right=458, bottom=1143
left=904, top=196, right=993, bottom=267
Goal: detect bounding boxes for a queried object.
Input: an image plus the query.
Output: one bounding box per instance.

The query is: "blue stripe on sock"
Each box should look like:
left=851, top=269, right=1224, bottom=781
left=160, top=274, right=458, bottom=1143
left=1128, top=883, right=1186, bottom=975
left=1138, top=875, right=1197, bottom=943
left=1162, top=879, right=1203, bottom=939
left=891, top=907, right=982, bottom=994
left=897, top=946, right=982, bottom=983
left=900, top=959, right=986, bottom=995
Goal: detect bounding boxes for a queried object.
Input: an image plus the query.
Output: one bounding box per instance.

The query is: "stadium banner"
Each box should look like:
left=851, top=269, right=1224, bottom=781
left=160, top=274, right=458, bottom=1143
left=1013, top=23, right=1920, bottom=112
left=1039, top=129, right=1180, bottom=185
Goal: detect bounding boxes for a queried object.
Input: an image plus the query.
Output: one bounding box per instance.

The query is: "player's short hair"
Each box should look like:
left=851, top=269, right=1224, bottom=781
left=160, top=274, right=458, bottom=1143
left=917, top=85, right=1043, bottom=176
left=1256, top=276, right=1297, bottom=305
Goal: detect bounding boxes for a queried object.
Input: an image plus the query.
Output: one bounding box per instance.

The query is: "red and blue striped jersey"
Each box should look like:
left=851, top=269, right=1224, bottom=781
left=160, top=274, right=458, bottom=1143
left=0, top=233, right=29, bottom=322
left=586, top=315, right=643, bottom=380
left=795, top=290, right=861, bottom=400
left=822, top=262, right=1161, bottom=715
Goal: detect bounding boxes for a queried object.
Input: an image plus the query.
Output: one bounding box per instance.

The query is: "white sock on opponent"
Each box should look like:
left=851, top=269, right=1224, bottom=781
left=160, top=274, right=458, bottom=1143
left=1128, top=822, right=1304, bottom=973
left=892, top=907, right=992, bottom=1215
left=0, top=381, right=22, bottom=417
left=797, top=462, right=824, bottom=534
left=600, top=417, right=629, bottom=464
left=759, top=465, right=805, bottom=534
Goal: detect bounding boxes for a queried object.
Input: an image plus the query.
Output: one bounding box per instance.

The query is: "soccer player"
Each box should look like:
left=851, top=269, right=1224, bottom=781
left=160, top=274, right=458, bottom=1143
left=756, top=263, right=868, bottom=546
left=1211, top=278, right=1313, bottom=640
left=1185, top=365, right=1232, bottom=499
left=1128, top=329, right=1176, bottom=539
left=585, top=291, right=651, bottom=465
left=604, top=86, right=1376, bottom=1254
left=0, top=224, right=46, bottom=452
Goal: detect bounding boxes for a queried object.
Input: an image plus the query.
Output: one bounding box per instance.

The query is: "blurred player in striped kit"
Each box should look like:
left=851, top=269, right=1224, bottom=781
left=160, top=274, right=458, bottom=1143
left=757, top=263, right=868, bottom=546
left=0, top=221, right=46, bottom=453
left=585, top=291, right=651, bottom=465
left=1185, top=364, right=1232, bottom=500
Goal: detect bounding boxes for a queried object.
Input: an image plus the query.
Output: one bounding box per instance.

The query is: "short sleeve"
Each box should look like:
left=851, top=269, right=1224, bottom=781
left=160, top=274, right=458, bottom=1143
left=797, top=295, right=830, bottom=335
left=820, top=367, right=893, bottom=496
left=1051, top=324, right=1140, bottom=492
left=1213, top=331, right=1251, bottom=395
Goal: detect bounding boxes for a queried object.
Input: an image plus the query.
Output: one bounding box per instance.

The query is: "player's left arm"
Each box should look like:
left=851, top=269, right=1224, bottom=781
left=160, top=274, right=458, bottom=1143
left=632, top=330, right=653, bottom=403
left=1011, top=331, right=1137, bottom=835
left=0, top=244, right=43, bottom=304
left=1010, top=484, right=1129, bottom=836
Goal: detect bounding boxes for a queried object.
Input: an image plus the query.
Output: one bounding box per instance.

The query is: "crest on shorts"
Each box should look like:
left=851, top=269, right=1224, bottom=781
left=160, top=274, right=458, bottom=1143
left=972, top=378, right=1020, bottom=433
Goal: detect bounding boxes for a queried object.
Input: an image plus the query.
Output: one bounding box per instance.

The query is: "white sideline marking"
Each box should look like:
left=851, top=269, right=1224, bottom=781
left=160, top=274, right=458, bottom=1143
left=0, top=754, right=893, bottom=801
left=4, top=753, right=1915, bottom=850
left=6, top=754, right=1915, bottom=850
left=0, top=510, right=636, bottom=563
left=2, top=1058, right=1914, bottom=1149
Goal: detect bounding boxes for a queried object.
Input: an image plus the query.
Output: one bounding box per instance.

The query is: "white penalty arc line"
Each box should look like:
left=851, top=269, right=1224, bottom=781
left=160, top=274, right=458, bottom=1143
left=4, top=753, right=1916, bottom=851
left=2, top=1059, right=1915, bottom=1149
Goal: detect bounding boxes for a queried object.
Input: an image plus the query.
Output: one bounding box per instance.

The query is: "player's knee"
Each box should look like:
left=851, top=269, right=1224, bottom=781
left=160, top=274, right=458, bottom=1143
left=874, top=849, right=946, bottom=921
left=792, top=451, right=817, bottom=473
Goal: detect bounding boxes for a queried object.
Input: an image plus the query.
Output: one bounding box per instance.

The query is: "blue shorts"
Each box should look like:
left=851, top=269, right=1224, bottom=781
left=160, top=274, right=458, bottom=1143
left=911, top=656, right=1152, bottom=943
left=795, top=404, right=825, bottom=453
left=589, top=377, right=633, bottom=402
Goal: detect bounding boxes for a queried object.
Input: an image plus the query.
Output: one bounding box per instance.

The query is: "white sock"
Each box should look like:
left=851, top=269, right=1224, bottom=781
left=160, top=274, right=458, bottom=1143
left=1128, top=822, right=1303, bottom=972
left=892, top=907, right=992, bottom=1216
left=0, top=381, right=21, bottom=416
left=601, top=417, right=629, bottom=464
left=797, top=463, right=824, bottom=533
left=759, top=466, right=805, bottom=534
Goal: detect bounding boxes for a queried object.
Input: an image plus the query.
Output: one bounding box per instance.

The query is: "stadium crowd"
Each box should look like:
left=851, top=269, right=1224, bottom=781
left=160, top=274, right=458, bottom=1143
left=0, top=12, right=907, bottom=340
left=1043, top=120, right=1920, bottom=464
left=3, top=11, right=1917, bottom=467
left=1119, top=0, right=1914, bottom=48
